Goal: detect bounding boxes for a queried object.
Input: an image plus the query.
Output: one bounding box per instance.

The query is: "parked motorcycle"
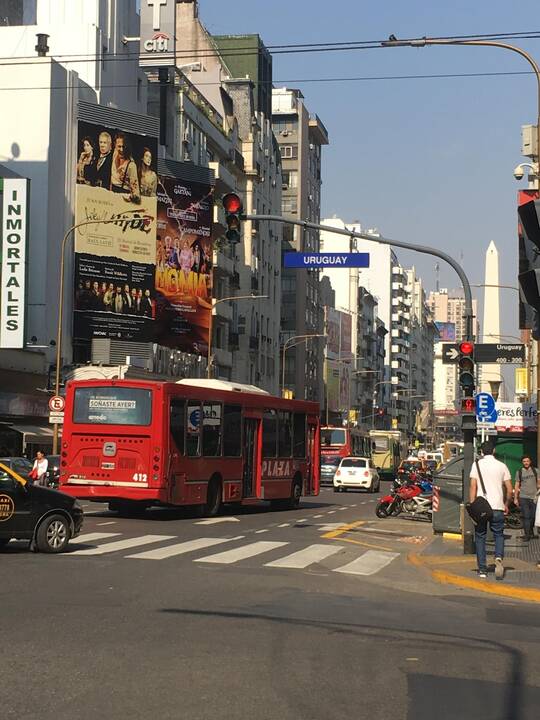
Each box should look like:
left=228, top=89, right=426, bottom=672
left=504, top=503, right=523, bottom=530
left=376, top=480, right=433, bottom=522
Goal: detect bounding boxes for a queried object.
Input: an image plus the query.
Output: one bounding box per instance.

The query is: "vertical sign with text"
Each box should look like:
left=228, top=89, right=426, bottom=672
left=1, top=177, right=28, bottom=348
left=139, top=0, right=177, bottom=68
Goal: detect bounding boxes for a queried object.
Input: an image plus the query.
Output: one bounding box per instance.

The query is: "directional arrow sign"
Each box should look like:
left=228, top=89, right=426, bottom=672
left=441, top=344, right=460, bottom=364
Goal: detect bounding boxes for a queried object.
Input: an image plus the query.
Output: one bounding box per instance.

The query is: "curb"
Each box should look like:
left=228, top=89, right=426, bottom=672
left=409, top=552, right=540, bottom=604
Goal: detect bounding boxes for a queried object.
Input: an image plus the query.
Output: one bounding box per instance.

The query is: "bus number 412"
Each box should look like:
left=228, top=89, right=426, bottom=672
left=133, top=473, right=148, bottom=483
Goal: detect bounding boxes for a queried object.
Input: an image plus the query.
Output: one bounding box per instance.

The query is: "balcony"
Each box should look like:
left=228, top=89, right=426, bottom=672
left=249, top=336, right=259, bottom=351
left=208, top=161, right=236, bottom=194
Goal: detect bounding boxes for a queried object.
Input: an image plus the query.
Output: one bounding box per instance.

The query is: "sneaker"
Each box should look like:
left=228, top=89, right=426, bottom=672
left=495, top=557, right=504, bottom=581
left=478, top=570, right=488, bottom=579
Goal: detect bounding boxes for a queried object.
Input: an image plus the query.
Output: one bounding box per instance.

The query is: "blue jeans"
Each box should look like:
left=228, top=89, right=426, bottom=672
left=519, top=498, right=536, bottom=539
left=475, top=510, right=505, bottom=573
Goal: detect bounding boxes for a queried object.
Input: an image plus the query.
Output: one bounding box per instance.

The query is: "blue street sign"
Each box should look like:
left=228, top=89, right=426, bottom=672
left=476, top=392, right=497, bottom=423
left=283, top=252, right=370, bottom=269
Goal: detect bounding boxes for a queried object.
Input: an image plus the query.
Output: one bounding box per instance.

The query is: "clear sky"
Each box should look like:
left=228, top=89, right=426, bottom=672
left=199, top=0, right=540, bottom=355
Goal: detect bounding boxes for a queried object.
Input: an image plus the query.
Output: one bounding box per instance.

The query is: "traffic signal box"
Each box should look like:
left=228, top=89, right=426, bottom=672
left=222, top=193, right=243, bottom=244
left=459, top=342, right=476, bottom=431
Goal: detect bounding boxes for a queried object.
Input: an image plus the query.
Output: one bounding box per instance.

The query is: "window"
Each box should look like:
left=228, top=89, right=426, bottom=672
left=186, top=401, right=202, bottom=457
left=0, top=0, right=37, bottom=25
left=278, top=411, right=293, bottom=457
left=341, top=459, right=367, bottom=468
left=372, top=436, right=389, bottom=452
left=320, top=429, right=346, bottom=447
left=293, top=413, right=306, bottom=458
left=202, top=403, right=222, bottom=456
left=73, top=387, right=152, bottom=426
left=169, top=398, right=185, bottom=454
left=223, top=405, right=242, bottom=456
left=281, top=145, right=298, bottom=159
left=263, top=409, right=278, bottom=457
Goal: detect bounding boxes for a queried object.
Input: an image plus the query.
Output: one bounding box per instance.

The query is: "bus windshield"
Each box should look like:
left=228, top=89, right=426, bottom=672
left=73, top=386, right=152, bottom=426
left=321, top=429, right=346, bottom=446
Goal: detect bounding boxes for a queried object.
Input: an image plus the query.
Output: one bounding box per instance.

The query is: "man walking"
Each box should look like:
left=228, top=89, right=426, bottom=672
left=470, top=442, right=513, bottom=580
left=514, top=455, right=539, bottom=541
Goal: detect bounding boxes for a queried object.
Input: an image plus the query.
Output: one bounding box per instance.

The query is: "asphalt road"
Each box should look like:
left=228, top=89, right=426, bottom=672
left=2, top=482, right=540, bottom=720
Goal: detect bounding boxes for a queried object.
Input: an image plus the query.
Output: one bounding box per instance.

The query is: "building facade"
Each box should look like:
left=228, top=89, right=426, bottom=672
left=272, top=87, right=329, bottom=401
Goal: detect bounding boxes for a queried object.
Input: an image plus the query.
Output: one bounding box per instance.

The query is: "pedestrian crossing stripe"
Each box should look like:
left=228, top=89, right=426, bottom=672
left=64, top=534, right=399, bottom=575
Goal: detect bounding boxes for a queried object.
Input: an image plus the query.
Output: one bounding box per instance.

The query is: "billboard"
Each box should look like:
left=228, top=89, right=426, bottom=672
left=495, top=402, right=537, bottom=433
left=340, top=312, right=352, bottom=360
left=326, top=359, right=340, bottom=412
left=435, top=322, right=456, bottom=342
left=325, top=308, right=340, bottom=359
left=1, top=177, right=28, bottom=348
left=339, top=362, right=350, bottom=410
left=155, top=176, right=213, bottom=353
left=74, top=120, right=159, bottom=343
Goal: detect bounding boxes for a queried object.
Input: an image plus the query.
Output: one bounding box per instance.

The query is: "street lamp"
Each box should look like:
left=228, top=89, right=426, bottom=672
left=382, top=33, right=540, bottom=554
left=281, top=334, right=326, bottom=397
left=52, top=217, right=127, bottom=454
left=207, top=294, right=268, bottom=379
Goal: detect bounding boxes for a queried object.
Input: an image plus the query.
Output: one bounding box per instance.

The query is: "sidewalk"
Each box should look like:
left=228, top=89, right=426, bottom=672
left=410, top=527, right=540, bottom=603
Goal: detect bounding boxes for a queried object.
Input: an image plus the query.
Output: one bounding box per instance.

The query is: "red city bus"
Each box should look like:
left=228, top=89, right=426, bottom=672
left=59, top=378, right=320, bottom=515
left=319, top=426, right=372, bottom=484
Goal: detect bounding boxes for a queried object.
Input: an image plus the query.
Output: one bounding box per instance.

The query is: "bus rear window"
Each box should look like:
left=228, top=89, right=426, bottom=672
left=372, top=437, right=389, bottom=452
left=73, top=387, right=152, bottom=426
left=321, top=429, right=346, bottom=446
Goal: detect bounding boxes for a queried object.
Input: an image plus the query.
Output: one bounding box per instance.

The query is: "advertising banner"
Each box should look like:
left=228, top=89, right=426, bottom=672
left=74, top=120, right=159, bottom=343
left=495, top=402, right=537, bottom=433
left=155, top=176, right=213, bottom=354
left=435, top=321, right=456, bottom=342
left=340, top=312, right=352, bottom=360
left=326, top=359, right=340, bottom=412
left=0, top=177, right=28, bottom=348
left=339, top=362, right=350, bottom=410
left=325, top=308, right=340, bottom=359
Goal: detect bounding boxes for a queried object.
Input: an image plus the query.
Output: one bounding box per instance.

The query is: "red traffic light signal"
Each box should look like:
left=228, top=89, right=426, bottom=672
left=459, top=341, right=474, bottom=355
left=461, top=397, right=475, bottom=413
left=222, top=193, right=243, bottom=214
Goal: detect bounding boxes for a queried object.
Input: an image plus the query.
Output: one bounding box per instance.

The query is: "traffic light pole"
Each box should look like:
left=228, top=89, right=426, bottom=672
left=244, top=213, right=477, bottom=553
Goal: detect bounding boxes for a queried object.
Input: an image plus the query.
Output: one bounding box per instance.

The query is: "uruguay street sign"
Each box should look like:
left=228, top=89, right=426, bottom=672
left=476, top=392, right=497, bottom=423
left=441, top=343, right=460, bottom=364
left=283, top=253, right=370, bottom=269
left=474, top=343, right=526, bottom=364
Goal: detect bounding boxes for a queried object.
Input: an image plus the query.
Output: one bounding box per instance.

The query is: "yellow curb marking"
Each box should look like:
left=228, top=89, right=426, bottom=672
left=442, top=533, right=461, bottom=540
left=409, top=552, right=540, bottom=604
left=334, top=536, right=394, bottom=552
left=321, top=519, right=365, bottom=539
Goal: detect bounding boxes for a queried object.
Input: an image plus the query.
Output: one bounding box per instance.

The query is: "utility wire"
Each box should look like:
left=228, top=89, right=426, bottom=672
left=0, top=68, right=535, bottom=92
left=0, top=30, right=538, bottom=67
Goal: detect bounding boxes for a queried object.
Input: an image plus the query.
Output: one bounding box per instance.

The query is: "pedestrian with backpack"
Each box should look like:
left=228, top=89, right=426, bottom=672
left=469, top=442, right=513, bottom=580
left=515, top=455, right=540, bottom=541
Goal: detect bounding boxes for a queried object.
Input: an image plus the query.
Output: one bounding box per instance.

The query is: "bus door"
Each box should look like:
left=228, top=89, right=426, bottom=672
left=305, top=418, right=320, bottom=495
left=242, top=414, right=262, bottom=499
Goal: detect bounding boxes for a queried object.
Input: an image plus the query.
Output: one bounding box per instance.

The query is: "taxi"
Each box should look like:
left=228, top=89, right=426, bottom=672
left=0, top=461, right=83, bottom=553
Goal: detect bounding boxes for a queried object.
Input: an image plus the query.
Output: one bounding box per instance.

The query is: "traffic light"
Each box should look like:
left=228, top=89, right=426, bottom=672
left=517, top=191, right=540, bottom=332
left=458, top=341, right=475, bottom=396
left=222, top=193, right=243, bottom=244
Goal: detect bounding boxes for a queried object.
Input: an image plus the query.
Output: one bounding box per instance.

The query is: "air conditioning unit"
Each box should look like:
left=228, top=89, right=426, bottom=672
left=281, top=130, right=289, bottom=137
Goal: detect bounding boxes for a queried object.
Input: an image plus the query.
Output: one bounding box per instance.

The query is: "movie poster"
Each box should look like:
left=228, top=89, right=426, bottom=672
left=73, top=120, right=158, bottom=342
left=155, top=176, right=214, bottom=354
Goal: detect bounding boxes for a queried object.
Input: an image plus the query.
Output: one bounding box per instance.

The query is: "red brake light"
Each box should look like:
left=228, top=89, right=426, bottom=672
left=459, top=341, right=474, bottom=355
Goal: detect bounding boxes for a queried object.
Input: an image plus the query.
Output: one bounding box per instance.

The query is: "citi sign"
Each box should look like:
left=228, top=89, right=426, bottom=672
left=144, top=32, right=170, bottom=52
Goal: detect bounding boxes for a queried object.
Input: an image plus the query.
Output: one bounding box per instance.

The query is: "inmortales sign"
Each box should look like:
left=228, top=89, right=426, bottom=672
left=0, top=177, right=28, bottom=348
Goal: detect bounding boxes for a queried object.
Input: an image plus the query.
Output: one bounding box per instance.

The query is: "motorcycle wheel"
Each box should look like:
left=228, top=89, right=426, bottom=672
left=375, top=501, right=390, bottom=518
left=505, top=514, right=523, bottom=530
left=390, top=500, right=402, bottom=516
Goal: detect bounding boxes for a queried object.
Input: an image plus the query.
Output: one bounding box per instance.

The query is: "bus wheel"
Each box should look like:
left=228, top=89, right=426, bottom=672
left=287, top=477, right=302, bottom=510
left=203, top=477, right=222, bottom=517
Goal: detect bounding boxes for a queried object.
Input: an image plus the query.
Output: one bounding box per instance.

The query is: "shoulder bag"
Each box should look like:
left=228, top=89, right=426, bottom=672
left=466, top=460, right=494, bottom=524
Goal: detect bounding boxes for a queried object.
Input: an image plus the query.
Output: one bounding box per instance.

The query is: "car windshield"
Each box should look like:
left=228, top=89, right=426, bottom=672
left=341, top=458, right=367, bottom=468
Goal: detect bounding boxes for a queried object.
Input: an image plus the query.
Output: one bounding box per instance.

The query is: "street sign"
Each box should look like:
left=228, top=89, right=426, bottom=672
left=474, top=343, right=526, bottom=364
left=475, top=392, right=496, bottom=421
left=441, top=344, right=460, bottom=364
left=48, top=395, right=65, bottom=412
left=48, top=412, right=64, bottom=425
left=283, top=253, right=370, bottom=269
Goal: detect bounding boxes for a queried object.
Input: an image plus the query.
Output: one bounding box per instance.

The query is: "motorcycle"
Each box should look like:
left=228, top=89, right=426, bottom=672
left=504, top=503, right=523, bottom=530
left=376, top=479, right=433, bottom=522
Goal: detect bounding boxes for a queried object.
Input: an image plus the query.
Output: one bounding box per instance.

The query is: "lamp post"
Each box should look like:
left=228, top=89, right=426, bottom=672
left=382, top=34, right=540, bottom=516
left=207, top=294, right=268, bottom=379
left=52, top=218, right=125, bottom=454
left=281, top=334, right=325, bottom=397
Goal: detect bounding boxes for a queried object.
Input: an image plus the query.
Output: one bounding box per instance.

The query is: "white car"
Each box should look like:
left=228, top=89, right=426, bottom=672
left=333, top=457, right=380, bottom=493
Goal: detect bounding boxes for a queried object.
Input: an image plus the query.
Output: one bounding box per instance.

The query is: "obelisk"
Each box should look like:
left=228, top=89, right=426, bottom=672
left=480, top=241, right=503, bottom=399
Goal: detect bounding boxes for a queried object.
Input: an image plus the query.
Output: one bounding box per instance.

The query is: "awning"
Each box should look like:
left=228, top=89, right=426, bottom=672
left=9, top=424, right=60, bottom=444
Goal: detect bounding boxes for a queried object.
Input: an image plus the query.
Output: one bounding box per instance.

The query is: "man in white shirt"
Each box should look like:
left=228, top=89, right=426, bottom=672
left=470, top=442, right=513, bottom=580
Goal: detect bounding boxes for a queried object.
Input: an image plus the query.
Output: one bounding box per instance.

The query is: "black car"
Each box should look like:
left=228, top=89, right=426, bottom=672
left=0, top=456, right=33, bottom=478
left=0, top=462, right=84, bottom=553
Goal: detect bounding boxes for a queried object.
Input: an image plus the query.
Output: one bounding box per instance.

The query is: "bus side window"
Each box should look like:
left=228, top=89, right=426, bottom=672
left=293, top=413, right=306, bottom=458
left=169, top=398, right=185, bottom=454
left=202, top=402, right=222, bottom=456
left=186, top=401, right=202, bottom=457
left=223, top=405, right=242, bottom=457
left=263, top=409, right=278, bottom=458
left=278, top=411, right=292, bottom=457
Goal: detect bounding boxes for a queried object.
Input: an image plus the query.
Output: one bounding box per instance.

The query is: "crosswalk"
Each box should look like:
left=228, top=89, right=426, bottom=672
left=64, top=532, right=400, bottom=577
